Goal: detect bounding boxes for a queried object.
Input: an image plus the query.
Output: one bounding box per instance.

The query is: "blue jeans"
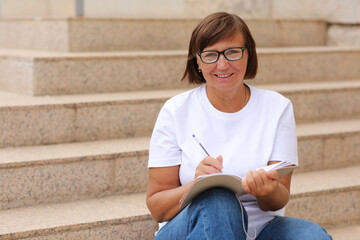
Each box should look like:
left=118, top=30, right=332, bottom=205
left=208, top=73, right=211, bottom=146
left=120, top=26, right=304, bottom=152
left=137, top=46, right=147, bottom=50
left=154, top=188, right=332, bottom=240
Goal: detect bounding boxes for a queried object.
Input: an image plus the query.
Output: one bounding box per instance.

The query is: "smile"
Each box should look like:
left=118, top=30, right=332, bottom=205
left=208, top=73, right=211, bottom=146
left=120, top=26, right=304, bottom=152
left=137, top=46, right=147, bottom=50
left=215, top=73, right=233, bottom=78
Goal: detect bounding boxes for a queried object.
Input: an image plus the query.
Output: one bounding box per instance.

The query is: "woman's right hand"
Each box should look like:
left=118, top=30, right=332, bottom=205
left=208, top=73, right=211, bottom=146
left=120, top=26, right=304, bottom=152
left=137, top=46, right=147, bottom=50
left=195, top=155, right=224, bottom=179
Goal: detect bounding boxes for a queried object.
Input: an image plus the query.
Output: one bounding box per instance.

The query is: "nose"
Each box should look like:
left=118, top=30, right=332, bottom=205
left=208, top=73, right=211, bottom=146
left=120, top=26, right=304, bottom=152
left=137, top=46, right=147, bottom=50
left=217, top=53, right=229, bottom=69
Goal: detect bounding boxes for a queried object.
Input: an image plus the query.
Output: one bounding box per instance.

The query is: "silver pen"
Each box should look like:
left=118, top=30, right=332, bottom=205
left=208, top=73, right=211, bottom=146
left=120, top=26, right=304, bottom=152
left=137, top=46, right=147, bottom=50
left=192, top=134, right=210, bottom=156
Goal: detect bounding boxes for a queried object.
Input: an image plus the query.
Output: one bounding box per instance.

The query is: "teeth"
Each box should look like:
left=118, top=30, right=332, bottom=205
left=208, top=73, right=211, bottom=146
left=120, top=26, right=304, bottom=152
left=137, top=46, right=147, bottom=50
left=217, top=73, right=232, bottom=78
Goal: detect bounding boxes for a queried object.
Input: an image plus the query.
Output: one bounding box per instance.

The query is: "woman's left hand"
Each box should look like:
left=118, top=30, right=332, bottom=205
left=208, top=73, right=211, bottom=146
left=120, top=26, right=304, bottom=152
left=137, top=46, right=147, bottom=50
left=242, top=169, right=280, bottom=197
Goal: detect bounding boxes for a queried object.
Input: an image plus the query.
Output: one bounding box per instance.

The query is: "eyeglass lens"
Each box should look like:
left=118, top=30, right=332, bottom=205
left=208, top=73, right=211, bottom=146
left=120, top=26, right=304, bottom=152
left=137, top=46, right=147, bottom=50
left=200, top=47, right=245, bottom=63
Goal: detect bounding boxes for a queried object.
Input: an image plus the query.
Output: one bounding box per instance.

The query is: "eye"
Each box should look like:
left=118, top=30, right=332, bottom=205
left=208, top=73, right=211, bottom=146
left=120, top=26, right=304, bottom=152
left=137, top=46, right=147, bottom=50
left=203, top=52, right=218, bottom=58
left=226, top=49, right=240, bottom=55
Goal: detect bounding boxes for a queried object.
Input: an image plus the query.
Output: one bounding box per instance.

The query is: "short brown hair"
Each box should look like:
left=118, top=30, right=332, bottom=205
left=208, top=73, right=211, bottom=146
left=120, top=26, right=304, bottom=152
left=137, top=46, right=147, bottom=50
left=181, top=12, right=258, bottom=84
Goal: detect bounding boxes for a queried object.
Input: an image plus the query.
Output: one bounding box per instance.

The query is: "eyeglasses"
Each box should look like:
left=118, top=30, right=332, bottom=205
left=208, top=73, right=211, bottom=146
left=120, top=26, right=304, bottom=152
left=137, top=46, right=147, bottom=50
left=197, top=47, right=246, bottom=64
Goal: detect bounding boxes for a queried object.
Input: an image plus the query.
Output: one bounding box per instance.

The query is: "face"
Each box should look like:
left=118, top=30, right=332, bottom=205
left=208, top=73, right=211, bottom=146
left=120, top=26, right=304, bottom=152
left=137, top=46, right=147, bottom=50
left=196, top=32, right=248, bottom=95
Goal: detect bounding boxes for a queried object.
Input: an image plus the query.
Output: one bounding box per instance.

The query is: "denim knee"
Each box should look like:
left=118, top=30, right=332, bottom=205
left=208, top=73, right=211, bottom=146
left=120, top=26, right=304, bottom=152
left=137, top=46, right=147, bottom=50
left=192, top=188, right=241, bottom=211
left=187, top=187, right=248, bottom=240
left=296, top=220, right=332, bottom=240
left=190, top=187, right=247, bottom=224
left=258, top=216, right=332, bottom=240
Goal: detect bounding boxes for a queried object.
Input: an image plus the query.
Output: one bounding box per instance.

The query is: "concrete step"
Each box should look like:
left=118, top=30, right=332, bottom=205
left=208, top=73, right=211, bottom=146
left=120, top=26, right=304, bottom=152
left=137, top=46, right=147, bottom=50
left=1, top=119, right=359, bottom=210
left=1, top=166, right=359, bottom=239
left=0, top=80, right=359, bottom=148
left=1, top=46, right=359, bottom=96
left=0, top=137, right=151, bottom=210
left=0, top=18, right=327, bottom=52
left=327, top=222, right=360, bottom=240
left=287, top=166, right=360, bottom=229
left=0, top=193, right=157, bottom=240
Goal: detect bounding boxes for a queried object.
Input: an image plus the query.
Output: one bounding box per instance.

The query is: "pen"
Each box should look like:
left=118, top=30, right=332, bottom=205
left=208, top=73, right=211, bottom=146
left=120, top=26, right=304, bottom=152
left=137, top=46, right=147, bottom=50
left=192, top=134, right=210, bottom=156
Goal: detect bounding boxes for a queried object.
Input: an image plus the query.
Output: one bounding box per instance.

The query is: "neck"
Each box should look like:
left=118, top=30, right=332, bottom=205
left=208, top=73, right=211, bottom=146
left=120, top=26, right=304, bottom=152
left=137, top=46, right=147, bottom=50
left=206, top=84, right=249, bottom=113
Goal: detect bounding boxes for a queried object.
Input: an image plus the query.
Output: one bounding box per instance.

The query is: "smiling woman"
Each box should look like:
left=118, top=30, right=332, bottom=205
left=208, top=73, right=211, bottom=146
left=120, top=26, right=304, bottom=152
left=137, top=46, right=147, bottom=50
left=146, top=12, right=333, bottom=240
left=182, top=12, right=257, bottom=85
left=195, top=32, right=249, bottom=113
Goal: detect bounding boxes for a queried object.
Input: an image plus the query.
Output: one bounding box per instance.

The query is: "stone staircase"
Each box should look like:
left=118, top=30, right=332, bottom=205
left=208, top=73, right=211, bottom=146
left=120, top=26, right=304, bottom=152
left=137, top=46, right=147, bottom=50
left=0, top=17, right=359, bottom=240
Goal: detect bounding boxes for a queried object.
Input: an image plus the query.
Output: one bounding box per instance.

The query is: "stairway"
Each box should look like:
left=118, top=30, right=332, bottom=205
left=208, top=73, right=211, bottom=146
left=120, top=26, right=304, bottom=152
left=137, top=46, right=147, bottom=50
left=0, top=17, right=359, bottom=240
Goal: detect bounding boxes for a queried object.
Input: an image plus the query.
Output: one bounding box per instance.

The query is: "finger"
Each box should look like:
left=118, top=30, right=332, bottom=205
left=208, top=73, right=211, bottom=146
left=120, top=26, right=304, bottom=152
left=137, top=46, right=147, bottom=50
left=245, top=171, right=257, bottom=192
left=266, top=170, right=279, bottom=180
left=203, top=156, right=223, bottom=170
left=242, top=177, right=251, bottom=194
left=260, top=170, right=279, bottom=195
left=216, top=155, right=223, bottom=165
left=195, top=162, right=222, bottom=178
left=252, top=170, right=265, bottom=189
left=202, top=164, right=222, bottom=175
left=259, top=170, right=275, bottom=193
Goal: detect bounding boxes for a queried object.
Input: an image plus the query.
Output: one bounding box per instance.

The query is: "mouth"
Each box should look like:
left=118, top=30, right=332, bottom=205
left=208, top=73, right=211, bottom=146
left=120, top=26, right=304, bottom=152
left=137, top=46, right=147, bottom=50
left=215, top=73, right=234, bottom=78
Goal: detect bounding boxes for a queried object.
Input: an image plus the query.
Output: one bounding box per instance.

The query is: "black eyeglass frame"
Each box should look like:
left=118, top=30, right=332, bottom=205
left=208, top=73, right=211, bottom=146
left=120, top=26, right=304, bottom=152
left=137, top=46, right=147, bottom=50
left=197, top=46, right=247, bottom=64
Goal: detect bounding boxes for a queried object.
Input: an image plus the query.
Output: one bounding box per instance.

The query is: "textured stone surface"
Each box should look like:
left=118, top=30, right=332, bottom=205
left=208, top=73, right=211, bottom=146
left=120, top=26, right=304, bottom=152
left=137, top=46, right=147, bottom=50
left=1, top=46, right=359, bottom=96
left=247, top=20, right=326, bottom=47
left=0, top=57, right=34, bottom=95
left=24, top=219, right=157, bottom=240
left=0, top=137, right=151, bottom=210
left=328, top=25, right=360, bottom=46
left=255, top=47, right=360, bottom=85
left=68, top=18, right=197, bottom=51
left=32, top=53, right=188, bottom=95
left=114, top=155, right=149, bottom=194
left=327, top=223, right=360, bottom=240
left=83, top=0, right=271, bottom=19
left=297, top=139, right=323, bottom=172
left=0, top=119, right=358, bottom=210
left=287, top=190, right=360, bottom=227
left=0, top=81, right=359, bottom=148
left=0, top=193, right=157, bottom=240
left=74, top=101, right=164, bottom=142
left=0, top=106, right=76, bottom=147
left=0, top=18, right=326, bottom=52
left=297, top=133, right=360, bottom=172
left=283, top=85, right=360, bottom=123
left=1, top=166, right=359, bottom=239
left=0, top=159, right=113, bottom=210
left=288, top=166, right=360, bottom=227
left=0, top=20, right=69, bottom=51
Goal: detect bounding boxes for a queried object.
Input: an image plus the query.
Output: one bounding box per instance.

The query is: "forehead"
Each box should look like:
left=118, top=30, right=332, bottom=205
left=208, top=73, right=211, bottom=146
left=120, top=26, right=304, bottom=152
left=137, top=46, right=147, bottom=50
left=203, top=32, right=245, bottom=50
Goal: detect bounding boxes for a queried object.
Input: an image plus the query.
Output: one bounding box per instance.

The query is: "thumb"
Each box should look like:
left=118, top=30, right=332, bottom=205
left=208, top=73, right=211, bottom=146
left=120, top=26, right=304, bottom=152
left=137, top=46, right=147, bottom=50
left=216, top=155, right=223, bottom=163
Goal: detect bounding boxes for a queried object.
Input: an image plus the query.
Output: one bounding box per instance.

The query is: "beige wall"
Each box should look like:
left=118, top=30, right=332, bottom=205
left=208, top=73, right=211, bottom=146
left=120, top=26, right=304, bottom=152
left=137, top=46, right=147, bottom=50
left=272, top=0, right=360, bottom=24
left=0, top=0, right=75, bottom=18
left=0, top=0, right=359, bottom=24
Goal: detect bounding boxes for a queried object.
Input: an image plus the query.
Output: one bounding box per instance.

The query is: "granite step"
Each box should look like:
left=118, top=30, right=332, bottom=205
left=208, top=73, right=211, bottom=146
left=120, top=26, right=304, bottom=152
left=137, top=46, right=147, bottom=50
left=0, top=18, right=327, bottom=52
left=1, top=46, right=359, bottom=96
left=0, top=193, right=157, bottom=240
left=0, top=80, right=360, bottom=148
left=1, top=119, right=359, bottom=210
left=287, top=165, right=360, bottom=229
left=327, top=222, right=360, bottom=240
left=1, top=166, right=359, bottom=240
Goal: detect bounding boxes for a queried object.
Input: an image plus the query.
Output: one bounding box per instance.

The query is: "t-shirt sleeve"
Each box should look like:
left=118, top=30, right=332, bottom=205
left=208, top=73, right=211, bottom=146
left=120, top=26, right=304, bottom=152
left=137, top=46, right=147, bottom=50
left=269, top=99, right=299, bottom=165
left=148, top=100, right=182, bottom=168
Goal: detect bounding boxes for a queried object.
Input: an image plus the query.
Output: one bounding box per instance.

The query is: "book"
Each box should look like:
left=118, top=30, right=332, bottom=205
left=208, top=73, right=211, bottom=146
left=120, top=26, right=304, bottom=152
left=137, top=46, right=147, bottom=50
left=179, top=161, right=298, bottom=209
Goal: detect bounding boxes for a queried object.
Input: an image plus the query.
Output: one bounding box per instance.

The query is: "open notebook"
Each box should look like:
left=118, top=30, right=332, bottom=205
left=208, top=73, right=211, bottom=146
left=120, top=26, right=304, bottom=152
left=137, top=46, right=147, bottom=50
left=179, top=161, right=297, bottom=209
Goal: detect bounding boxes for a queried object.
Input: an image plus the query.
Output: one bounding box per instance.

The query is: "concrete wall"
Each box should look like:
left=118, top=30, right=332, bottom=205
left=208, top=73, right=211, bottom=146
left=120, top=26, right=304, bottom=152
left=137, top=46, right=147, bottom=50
left=0, top=0, right=75, bottom=18
left=0, top=0, right=359, bottom=46
left=272, top=0, right=360, bottom=24
left=0, top=0, right=359, bottom=24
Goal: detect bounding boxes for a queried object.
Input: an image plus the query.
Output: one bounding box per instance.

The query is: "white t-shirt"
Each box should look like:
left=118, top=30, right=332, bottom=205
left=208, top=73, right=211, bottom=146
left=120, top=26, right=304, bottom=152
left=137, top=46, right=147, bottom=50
left=148, top=84, right=298, bottom=237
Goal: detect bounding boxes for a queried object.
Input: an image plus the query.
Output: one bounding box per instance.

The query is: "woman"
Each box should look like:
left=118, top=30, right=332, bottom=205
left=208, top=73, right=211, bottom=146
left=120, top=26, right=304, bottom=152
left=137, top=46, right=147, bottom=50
left=146, top=12, right=332, bottom=240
